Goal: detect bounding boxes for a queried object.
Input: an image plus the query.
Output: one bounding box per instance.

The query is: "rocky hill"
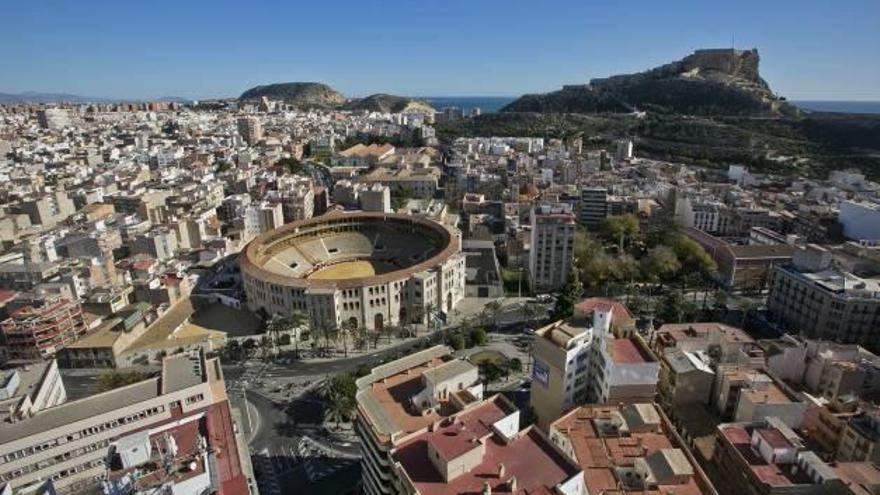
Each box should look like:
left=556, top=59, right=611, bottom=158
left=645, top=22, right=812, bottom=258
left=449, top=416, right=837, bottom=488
left=341, top=94, right=435, bottom=114
left=239, top=82, right=345, bottom=108
left=502, top=49, right=798, bottom=117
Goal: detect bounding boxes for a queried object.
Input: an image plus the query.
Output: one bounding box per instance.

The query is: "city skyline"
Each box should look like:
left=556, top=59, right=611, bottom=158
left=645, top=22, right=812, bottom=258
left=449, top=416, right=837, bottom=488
left=2, top=0, right=879, bottom=101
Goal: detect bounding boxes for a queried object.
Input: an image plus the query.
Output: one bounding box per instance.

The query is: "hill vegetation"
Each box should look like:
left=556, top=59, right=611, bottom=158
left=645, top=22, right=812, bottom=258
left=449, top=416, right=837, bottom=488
left=341, top=93, right=435, bottom=114
left=239, top=82, right=345, bottom=108
left=439, top=49, right=880, bottom=178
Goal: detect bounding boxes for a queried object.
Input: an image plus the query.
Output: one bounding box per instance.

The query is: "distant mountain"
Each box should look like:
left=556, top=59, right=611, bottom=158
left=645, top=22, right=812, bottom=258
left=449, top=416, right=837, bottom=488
left=341, top=93, right=435, bottom=114
left=502, top=48, right=799, bottom=117
left=0, top=91, right=113, bottom=104
left=239, top=82, right=345, bottom=109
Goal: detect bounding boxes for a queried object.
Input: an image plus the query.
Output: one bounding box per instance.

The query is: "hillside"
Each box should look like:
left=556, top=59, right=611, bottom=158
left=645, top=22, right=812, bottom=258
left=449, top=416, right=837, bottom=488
left=239, top=82, right=345, bottom=108
left=503, top=49, right=799, bottom=117
left=437, top=111, right=880, bottom=179
left=341, top=94, right=435, bottom=114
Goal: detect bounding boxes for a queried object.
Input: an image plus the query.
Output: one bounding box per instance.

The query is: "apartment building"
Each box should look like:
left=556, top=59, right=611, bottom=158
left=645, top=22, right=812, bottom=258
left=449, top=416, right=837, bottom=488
left=530, top=314, right=594, bottom=429
left=36, top=109, right=70, bottom=131
left=18, top=193, right=76, bottom=228
left=837, top=406, right=880, bottom=463
left=276, top=175, right=314, bottom=222
left=714, top=417, right=844, bottom=495
left=658, top=347, right=715, bottom=409
left=236, top=116, right=262, bottom=145
left=359, top=184, right=391, bottom=213
left=0, top=297, right=87, bottom=360
left=130, top=228, right=178, bottom=261
left=713, top=366, right=807, bottom=428
left=762, top=335, right=880, bottom=401
left=578, top=187, right=607, bottom=229
left=767, top=244, right=880, bottom=352
left=531, top=298, right=658, bottom=427
left=651, top=322, right=764, bottom=367
left=0, top=351, right=253, bottom=495
left=528, top=203, right=576, bottom=292
left=548, top=403, right=718, bottom=495
left=0, top=360, right=66, bottom=423
left=355, top=346, right=483, bottom=495
left=587, top=330, right=659, bottom=405
left=390, top=394, right=585, bottom=495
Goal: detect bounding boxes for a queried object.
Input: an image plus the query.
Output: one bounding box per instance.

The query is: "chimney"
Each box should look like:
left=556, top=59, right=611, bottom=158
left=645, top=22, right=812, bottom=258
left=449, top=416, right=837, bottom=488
left=497, top=463, right=506, bottom=478
left=482, top=481, right=492, bottom=495
left=508, top=476, right=518, bottom=492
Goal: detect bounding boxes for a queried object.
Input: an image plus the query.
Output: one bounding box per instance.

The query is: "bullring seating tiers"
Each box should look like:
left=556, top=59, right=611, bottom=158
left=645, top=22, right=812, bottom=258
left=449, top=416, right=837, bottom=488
left=260, top=224, right=442, bottom=279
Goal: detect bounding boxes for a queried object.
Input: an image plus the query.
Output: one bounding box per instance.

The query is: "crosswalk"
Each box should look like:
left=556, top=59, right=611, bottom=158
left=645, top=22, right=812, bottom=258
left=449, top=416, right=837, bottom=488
left=228, top=362, right=270, bottom=394
left=254, top=447, right=283, bottom=495
left=298, top=437, right=358, bottom=482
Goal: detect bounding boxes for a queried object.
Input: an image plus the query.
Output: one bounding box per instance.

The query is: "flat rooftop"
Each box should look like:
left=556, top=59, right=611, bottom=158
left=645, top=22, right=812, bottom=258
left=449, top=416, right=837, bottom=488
left=719, top=424, right=825, bottom=488
left=609, top=338, right=655, bottom=364
left=357, top=351, right=450, bottom=443
left=656, top=322, right=753, bottom=346
left=0, top=353, right=211, bottom=445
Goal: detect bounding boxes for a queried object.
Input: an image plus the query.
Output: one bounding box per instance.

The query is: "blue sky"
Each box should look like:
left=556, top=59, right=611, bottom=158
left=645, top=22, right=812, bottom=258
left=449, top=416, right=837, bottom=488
left=1, top=0, right=878, bottom=100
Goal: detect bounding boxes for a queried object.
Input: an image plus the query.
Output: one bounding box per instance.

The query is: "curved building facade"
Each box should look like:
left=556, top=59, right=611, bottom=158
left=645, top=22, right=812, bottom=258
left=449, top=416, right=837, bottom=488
left=240, top=212, right=466, bottom=330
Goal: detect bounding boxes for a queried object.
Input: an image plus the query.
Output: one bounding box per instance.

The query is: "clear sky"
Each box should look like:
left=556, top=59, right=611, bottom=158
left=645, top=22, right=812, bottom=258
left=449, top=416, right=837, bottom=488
left=2, top=0, right=878, bottom=100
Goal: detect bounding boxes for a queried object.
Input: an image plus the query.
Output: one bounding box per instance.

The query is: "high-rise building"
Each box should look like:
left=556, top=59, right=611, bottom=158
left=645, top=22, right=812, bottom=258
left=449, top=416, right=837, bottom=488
left=236, top=116, right=262, bottom=145
left=528, top=203, right=576, bottom=292
left=0, top=351, right=254, bottom=495
left=243, top=202, right=284, bottom=240
left=578, top=187, right=608, bottom=229
left=36, top=108, right=70, bottom=130
left=0, top=296, right=87, bottom=360
left=615, top=138, right=634, bottom=161
left=531, top=298, right=648, bottom=429
left=276, top=175, right=314, bottom=222
left=530, top=313, right=595, bottom=429
left=354, top=346, right=482, bottom=495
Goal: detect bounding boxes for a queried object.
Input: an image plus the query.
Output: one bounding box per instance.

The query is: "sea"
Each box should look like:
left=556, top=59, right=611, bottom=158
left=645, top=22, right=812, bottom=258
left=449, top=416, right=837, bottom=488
left=423, top=96, right=880, bottom=115
left=792, top=100, right=880, bottom=115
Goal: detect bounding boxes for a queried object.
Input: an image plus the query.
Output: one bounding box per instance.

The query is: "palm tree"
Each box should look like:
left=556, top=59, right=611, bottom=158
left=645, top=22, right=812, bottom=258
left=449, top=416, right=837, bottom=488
left=324, top=397, right=353, bottom=427
left=264, top=315, right=283, bottom=358
left=409, top=305, right=425, bottom=334
left=288, top=310, right=308, bottom=359
left=738, top=299, right=757, bottom=329
left=424, top=303, right=436, bottom=331
left=484, top=300, right=503, bottom=327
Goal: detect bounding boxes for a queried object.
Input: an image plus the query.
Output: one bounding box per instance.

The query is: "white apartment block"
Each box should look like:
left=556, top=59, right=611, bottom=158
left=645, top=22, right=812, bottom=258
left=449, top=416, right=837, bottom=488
left=529, top=203, right=576, bottom=292
left=0, top=352, right=253, bottom=495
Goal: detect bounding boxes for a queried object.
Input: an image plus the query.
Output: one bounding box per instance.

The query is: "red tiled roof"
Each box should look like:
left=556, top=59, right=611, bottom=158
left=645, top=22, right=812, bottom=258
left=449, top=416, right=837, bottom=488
left=575, top=298, right=634, bottom=326
left=609, top=338, right=652, bottom=364
left=207, top=401, right=251, bottom=495
left=393, top=398, right=579, bottom=495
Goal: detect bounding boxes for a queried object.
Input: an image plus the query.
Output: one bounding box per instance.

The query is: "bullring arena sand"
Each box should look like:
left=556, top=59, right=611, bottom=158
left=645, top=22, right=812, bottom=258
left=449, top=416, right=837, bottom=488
left=306, top=259, right=399, bottom=280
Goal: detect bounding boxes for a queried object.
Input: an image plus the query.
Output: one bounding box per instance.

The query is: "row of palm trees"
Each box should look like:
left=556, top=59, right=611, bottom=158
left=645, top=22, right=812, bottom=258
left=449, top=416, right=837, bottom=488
left=259, top=306, right=438, bottom=361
